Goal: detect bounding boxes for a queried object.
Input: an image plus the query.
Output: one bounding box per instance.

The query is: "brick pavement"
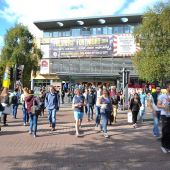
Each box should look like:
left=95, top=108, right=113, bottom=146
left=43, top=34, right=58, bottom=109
left=0, top=104, right=170, bottom=170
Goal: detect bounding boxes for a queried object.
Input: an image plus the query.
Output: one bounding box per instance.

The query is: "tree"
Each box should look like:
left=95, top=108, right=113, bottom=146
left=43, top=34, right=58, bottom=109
left=1, top=24, right=42, bottom=87
left=132, top=1, right=170, bottom=85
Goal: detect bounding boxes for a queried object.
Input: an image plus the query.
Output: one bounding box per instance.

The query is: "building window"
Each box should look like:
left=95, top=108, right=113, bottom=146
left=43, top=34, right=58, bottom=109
left=107, top=27, right=113, bottom=34
left=91, top=28, right=97, bottom=35
left=96, top=27, right=102, bottom=35
left=53, top=31, right=59, bottom=37
left=82, top=27, right=91, bottom=36
left=43, top=32, right=52, bottom=38
left=124, top=26, right=130, bottom=33
left=103, top=27, right=108, bottom=35
left=72, top=28, right=81, bottom=36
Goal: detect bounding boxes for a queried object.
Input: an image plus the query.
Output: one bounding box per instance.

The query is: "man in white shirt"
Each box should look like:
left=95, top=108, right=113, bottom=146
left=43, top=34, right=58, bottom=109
left=157, top=84, right=170, bottom=153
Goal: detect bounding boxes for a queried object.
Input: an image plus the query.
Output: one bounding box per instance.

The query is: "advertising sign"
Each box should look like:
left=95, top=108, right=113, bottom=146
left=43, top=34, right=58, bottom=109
left=40, top=59, right=49, bottom=74
left=3, top=66, right=10, bottom=88
left=113, top=34, right=140, bottom=56
left=41, top=34, right=139, bottom=59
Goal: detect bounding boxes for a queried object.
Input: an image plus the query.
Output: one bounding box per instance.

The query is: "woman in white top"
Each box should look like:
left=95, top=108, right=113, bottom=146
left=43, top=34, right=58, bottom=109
left=21, top=87, right=29, bottom=126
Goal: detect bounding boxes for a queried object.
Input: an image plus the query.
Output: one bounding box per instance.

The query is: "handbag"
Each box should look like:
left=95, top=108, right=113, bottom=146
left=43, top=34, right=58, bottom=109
left=127, top=111, right=133, bottom=123
left=1, top=103, right=11, bottom=115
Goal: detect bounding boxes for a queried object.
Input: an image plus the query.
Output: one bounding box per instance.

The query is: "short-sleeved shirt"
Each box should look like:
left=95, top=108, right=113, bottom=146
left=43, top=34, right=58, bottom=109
left=158, top=94, right=170, bottom=117
left=73, top=95, right=84, bottom=112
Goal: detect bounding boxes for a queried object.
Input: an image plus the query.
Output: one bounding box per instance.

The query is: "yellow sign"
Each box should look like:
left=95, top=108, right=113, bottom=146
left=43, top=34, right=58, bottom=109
left=3, top=79, right=10, bottom=88
left=2, top=66, right=11, bottom=88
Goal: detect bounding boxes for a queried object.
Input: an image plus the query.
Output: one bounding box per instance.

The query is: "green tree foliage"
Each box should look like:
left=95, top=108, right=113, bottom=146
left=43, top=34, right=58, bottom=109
left=0, top=24, right=42, bottom=87
left=132, top=1, right=170, bottom=84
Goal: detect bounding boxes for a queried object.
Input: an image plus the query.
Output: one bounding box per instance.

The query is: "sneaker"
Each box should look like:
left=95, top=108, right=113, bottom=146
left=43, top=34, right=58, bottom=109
left=33, top=134, right=36, bottom=138
left=161, top=146, right=168, bottom=153
left=104, top=133, right=109, bottom=138
left=23, top=123, right=26, bottom=126
left=29, top=131, right=32, bottom=134
left=76, top=133, right=80, bottom=137
left=51, top=128, right=55, bottom=131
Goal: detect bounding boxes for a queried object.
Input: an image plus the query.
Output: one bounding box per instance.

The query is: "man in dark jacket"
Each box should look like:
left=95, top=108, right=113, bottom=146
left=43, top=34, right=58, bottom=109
left=87, top=88, right=95, bottom=121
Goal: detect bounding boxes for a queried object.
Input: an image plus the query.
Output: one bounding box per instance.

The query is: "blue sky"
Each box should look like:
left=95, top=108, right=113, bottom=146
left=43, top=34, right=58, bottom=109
left=0, top=0, right=168, bottom=48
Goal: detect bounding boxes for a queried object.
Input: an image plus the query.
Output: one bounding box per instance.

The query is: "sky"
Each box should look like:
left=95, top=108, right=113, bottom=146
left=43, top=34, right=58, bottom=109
left=0, top=0, right=168, bottom=48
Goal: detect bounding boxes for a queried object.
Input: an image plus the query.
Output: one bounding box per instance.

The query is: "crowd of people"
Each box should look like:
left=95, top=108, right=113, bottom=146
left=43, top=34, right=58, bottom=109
left=0, top=83, right=170, bottom=154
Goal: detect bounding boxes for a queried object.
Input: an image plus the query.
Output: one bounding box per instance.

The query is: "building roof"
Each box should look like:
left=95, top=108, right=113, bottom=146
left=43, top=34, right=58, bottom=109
left=34, top=14, right=142, bottom=31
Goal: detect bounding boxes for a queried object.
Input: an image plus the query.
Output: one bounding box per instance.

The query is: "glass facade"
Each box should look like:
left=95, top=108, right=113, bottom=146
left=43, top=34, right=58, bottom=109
left=43, top=24, right=137, bottom=38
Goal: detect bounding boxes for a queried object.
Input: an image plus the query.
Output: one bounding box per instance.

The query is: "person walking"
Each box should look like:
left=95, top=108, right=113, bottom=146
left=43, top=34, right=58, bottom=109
left=10, top=88, right=20, bottom=119
left=20, top=87, right=29, bottom=126
left=83, top=89, right=88, bottom=115
left=45, top=85, right=59, bottom=131
left=129, top=93, right=141, bottom=128
left=72, top=88, right=85, bottom=137
left=98, top=89, right=112, bottom=138
left=151, top=86, right=162, bottom=137
left=0, top=88, right=11, bottom=126
left=95, top=87, right=102, bottom=129
left=87, top=88, right=95, bottom=121
left=110, top=86, right=119, bottom=123
left=139, top=89, right=146, bottom=122
left=157, top=84, right=170, bottom=153
left=25, top=90, right=40, bottom=138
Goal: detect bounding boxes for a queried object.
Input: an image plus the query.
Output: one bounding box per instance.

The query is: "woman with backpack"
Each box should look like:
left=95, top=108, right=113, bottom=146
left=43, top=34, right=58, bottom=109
left=25, top=90, right=40, bottom=138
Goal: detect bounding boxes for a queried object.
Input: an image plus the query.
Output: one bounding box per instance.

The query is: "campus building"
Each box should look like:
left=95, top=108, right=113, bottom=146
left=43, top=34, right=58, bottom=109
left=33, top=14, right=142, bottom=88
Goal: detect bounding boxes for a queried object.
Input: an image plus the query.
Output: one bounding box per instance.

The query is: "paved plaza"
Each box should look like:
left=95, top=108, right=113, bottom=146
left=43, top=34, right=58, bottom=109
left=0, top=104, right=170, bottom=170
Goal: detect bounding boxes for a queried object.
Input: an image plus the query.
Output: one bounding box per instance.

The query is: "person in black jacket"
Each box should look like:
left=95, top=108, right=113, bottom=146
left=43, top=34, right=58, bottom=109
left=87, top=88, right=95, bottom=121
left=130, top=93, right=141, bottom=128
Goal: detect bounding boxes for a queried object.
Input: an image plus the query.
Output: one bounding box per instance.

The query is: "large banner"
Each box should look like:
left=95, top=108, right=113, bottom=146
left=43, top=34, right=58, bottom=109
left=113, top=34, right=140, bottom=56
left=40, top=34, right=139, bottom=59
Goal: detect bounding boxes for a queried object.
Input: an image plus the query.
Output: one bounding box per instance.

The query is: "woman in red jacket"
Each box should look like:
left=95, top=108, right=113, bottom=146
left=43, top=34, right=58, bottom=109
left=25, top=90, right=40, bottom=138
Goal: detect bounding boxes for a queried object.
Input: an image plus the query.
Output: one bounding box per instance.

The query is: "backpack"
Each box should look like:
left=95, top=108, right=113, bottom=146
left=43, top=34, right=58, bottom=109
left=11, top=95, right=18, bottom=104
left=112, top=96, right=118, bottom=105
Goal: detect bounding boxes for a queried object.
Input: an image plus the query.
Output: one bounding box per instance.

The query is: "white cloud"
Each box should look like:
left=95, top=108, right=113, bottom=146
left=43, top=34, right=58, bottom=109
left=122, top=0, right=165, bottom=14
left=1, top=0, right=167, bottom=39
left=1, top=0, right=126, bottom=38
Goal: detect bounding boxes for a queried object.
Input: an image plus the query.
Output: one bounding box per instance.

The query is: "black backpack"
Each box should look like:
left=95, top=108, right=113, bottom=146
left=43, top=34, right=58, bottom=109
left=11, top=95, right=18, bottom=104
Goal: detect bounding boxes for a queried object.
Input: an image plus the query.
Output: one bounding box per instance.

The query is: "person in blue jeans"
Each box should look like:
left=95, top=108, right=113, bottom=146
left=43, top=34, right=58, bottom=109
left=45, top=86, right=59, bottom=131
left=98, top=89, right=112, bottom=138
left=25, top=90, right=40, bottom=138
left=10, top=88, right=20, bottom=119
left=21, top=87, right=29, bottom=126
left=151, top=86, right=162, bottom=137
left=139, top=89, right=146, bottom=122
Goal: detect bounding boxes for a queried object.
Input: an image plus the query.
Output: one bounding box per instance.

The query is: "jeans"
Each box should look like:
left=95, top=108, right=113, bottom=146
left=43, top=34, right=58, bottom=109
left=12, top=104, right=18, bottom=118
left=139, top=108, right=145, bottom=121
left=95, top=106, right=101, bottom=126
left=161, top=115, right=170, bottom=149
left=87, top=104, right=94, bottom=119
left=152, top=111, right=161, bottom=137
left=48, top=109, right=57, bottom=128
left=101, top=111, right=108, bottom=133
left=29, top=113, right=38, bottom=135
left=22, top=105, right=29, bottom=124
